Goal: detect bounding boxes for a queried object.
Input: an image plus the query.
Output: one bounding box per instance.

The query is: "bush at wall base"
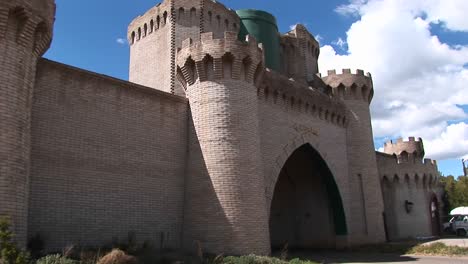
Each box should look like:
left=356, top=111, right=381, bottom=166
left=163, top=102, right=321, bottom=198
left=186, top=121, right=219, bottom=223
left=0, top=218, right=30, bottom=264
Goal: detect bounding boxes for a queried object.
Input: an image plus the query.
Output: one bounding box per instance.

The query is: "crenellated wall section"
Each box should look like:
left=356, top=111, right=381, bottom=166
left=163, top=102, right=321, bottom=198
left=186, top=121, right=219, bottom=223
left=376, top=137, right=443, bottom=241
left=321, top=69, right=374, bottom=104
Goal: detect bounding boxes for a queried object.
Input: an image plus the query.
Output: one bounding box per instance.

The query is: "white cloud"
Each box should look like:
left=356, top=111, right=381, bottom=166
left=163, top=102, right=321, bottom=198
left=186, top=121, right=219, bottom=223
left=116, top=38, right=127, bottom=45
left=315, top=34, right=324, bottom=42
left=335, top=0, right=367, bottom=16
left=321, top=0, right=468, bottom=161
left=332, top=37, right=347, bottom=49
left=423, top=123, right=468, bottom=160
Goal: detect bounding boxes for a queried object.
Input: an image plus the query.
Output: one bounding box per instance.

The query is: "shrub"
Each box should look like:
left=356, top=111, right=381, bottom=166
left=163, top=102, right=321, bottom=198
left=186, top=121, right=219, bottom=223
left=36, top=254, right=76, bottom=264
left=97, top=249, right=137, bottom=264
left=0, top=217, right=30, bottom=264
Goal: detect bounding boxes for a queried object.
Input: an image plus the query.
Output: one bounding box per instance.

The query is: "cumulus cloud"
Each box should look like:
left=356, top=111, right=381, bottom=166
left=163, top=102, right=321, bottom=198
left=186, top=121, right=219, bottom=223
left=116, top=38, right=127, bottom=45
left=320, top=0, right=468, bottom=161
left=423, top=122, right=468, bottom=160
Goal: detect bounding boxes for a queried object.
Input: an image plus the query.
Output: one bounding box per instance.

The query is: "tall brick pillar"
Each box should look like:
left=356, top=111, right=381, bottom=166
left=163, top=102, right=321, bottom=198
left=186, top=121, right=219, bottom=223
left=177, top=32, right=270, bottom=255
left=0, top=0, right=54, bottom=246
left=323, top=69, right=386, bottom=245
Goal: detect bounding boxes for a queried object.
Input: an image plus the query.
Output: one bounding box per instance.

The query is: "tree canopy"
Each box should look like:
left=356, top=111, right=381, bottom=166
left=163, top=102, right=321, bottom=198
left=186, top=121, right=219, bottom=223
left=441, top=175, right=468, bottom=214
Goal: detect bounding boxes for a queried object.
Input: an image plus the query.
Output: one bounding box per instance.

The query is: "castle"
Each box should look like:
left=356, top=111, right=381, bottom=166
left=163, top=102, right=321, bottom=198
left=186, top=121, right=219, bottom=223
left=0, top=0, right=444, bottom=255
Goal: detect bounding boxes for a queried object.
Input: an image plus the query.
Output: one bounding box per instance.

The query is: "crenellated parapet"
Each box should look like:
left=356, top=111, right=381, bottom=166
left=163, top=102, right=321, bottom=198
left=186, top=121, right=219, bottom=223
left=0, top=0, right=55, bottom=56
left=128, top=0, right=172, bottom=45
left=176, top=31, right=264, bottom=88
left=384, top=137, right=426, bottom=163
left=377, top=153, right=440, bottom=190
left=128, top=0, right=240, bottom=45
left=321, top=69, right=374, bottom=104
left=257, top=70, right=348, bottom=128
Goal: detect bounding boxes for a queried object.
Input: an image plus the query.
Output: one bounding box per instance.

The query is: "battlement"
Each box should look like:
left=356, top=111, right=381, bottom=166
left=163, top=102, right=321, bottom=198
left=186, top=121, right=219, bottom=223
left=384, top=137, right=425, bottom=162
left=320, top=69, right=374, bottom=104
left=176, top=32, right=264, bottom=88
left=376, top=152, right=440, bottom=189
left=258, top=70, right=348, bottom=128
left=128, top=0, right=240, bottom=45
left=0, top=0, right=55, bottom=56
left=127, top=1, right=171, bottom=45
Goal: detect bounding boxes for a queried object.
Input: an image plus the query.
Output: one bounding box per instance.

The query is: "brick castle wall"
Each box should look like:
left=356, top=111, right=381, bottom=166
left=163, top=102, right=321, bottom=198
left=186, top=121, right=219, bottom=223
left=29, top=59, right=188, bottom=250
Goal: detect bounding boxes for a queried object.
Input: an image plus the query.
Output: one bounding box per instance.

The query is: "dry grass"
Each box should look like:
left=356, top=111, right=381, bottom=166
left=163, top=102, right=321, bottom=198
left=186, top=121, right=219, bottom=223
left=96, top=249, right=137, bottom=264
left=408, top=242, right=468, bottom=256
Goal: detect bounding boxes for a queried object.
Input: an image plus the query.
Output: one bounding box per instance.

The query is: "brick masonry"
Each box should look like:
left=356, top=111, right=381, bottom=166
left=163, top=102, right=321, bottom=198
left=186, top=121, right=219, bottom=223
left=0, top=0, right=444, bottom=255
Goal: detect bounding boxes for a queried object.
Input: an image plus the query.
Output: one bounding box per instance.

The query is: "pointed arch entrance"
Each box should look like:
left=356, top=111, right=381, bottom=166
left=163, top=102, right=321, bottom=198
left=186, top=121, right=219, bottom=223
left=430, top=194, right=440, bottom=236
left=269, top=143, right=347, bottom=250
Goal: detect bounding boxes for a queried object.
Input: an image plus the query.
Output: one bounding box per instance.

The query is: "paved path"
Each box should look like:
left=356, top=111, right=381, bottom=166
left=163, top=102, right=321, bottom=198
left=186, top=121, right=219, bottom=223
left=287, top=251, right=468, bottom=263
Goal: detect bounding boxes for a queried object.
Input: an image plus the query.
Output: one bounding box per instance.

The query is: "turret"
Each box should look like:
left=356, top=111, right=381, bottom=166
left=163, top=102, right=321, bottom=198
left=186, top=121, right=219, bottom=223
left=321, top=69, right=374, bottom=104
left=128, top=0, right=239, bottom=95
left=0, top=0, right=55, bottom=246
left=384, top=137, right=425, bottom=163
left=280, top=24, right=320, bottom=82
left=176, top=32, right=269, bottom=255
left=322, top=69, right=385, bottom=244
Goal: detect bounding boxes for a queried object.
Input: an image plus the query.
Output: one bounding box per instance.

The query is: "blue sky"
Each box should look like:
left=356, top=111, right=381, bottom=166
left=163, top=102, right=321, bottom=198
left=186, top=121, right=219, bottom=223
left=45, top=0, right=468, bottom=177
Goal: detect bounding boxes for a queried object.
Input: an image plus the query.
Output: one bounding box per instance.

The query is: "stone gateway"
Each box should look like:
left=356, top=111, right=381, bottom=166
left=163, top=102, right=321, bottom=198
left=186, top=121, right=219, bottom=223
left=0, top=0, right=443, bottom=256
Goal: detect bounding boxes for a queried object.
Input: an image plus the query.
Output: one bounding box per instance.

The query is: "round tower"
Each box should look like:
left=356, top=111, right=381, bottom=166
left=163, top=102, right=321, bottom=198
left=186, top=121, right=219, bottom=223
left=384, top=137, right=425, bottom=163
left=237, top=9, right=280, bottom=72
left=322, top=69, right=386, bottom=244
left=0, top=0, right=55, bottom=246
left=176, top=32, right=269, bottom=255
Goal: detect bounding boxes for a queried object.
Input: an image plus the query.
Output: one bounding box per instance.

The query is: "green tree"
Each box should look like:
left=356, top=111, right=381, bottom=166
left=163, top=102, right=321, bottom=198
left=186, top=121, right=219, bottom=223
left=0, top=218, right=30, bottom=264
left=442, top=175, right=468, bottom=210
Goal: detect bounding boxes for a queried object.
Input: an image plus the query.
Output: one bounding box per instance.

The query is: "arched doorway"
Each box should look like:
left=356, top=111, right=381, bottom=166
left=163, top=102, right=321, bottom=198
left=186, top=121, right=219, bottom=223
left=430, top=195, right=440, bottom=236
left=269, top=144, right=347, bottom=250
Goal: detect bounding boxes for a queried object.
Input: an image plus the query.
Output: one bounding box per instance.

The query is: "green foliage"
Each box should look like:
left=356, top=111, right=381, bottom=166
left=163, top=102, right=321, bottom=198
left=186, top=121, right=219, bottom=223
left=0, top=218, right=30, bottom=264
left=36, top=255, right=77, bottom=264
left=441, top=175, right=468, bottom=210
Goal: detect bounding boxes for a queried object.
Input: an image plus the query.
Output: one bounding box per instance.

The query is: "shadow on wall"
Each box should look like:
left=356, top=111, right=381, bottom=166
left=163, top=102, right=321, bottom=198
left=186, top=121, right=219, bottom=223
left=269, top=143, right=347, bottom=250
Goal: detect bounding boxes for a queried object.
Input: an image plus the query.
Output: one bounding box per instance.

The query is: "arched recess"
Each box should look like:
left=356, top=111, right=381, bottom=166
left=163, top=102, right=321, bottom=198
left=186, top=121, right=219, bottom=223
left=269, top=143, right=347, bottom=250
left=429, top=194, right=440, bottom=236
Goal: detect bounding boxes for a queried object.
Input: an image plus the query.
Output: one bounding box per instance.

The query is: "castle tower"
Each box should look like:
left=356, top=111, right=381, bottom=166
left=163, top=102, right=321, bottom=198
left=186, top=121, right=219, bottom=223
left=128, top=0, right=239, bottom=95
left=0, top=0, right=55, bottom=246
left=322, top=69, right=386, bottom=244
left=280, top=24, right=320, bottom=83
left=384, top=137, right=425, bottom=163
left=176, top=32, right=269, bottom=255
